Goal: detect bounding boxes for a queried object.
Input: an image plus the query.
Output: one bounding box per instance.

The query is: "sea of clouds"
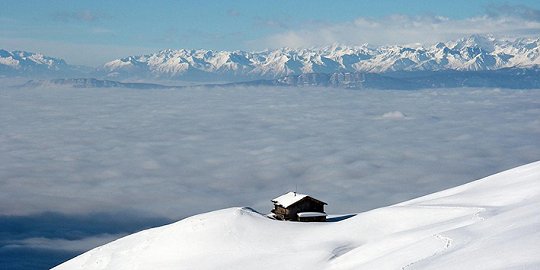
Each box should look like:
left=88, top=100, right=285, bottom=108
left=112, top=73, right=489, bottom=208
left=1, top=86, right=539, bottom=268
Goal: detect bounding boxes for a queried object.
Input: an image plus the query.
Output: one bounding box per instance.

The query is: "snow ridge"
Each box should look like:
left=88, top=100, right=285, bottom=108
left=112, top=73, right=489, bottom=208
left=52, top=161, right=540, bottom=270
left=101, top=35, right=540, bottom=80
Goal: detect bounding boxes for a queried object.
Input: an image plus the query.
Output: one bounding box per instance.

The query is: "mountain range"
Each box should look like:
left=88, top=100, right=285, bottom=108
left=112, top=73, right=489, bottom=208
left=99, top=35, right=540, bottom=81
left=2, top=35, right=540, bottom=84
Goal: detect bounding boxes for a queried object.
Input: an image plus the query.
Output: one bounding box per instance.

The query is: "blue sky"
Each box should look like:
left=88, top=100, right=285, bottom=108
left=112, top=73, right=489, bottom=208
left=2, top=1, right=540, bottom=65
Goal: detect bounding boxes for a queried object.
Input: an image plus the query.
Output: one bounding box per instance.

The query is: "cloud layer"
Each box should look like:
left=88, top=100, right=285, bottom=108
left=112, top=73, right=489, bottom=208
left=1, top=87, right=539, bottom=218
left=252, top=5, right=540, bottom=48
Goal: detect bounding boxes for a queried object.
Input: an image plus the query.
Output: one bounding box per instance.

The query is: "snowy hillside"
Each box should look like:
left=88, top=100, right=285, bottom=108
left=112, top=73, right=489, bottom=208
left=101, top=35, right=540, bottom=80
left=53, top=161, right=540, bottom=270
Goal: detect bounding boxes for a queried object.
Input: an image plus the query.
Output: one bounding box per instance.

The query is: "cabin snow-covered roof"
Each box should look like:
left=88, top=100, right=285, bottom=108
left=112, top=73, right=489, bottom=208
left=271, top=192, right=327, bottom=208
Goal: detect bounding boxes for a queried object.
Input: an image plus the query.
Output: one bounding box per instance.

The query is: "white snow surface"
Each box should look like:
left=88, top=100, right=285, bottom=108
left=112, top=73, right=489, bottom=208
left=272, top=191, right=310, bottom=208
left=53, top=161, right=540, bottom=270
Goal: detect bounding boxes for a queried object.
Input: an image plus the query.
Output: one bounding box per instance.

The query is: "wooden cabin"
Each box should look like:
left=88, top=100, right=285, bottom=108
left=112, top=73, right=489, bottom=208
left=271, top=192, right=327, bottom=222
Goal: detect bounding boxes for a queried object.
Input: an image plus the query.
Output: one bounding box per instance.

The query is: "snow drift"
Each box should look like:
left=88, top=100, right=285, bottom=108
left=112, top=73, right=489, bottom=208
left=53, top=161, right=540, bottom=270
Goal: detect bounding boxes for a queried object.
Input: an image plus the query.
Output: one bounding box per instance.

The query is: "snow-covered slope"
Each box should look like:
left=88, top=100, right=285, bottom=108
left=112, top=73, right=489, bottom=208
left=53, top=161, right=540, bottom=270
left=101, top=35, right=540, bottom=80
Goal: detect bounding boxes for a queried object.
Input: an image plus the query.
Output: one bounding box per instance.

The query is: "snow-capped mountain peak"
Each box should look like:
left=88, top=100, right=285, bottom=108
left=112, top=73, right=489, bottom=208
left=450, top=34, right=497, bottom=52
left=0, top=50, right=67, bottom=70
left=0, top=49, right=88, bottom=77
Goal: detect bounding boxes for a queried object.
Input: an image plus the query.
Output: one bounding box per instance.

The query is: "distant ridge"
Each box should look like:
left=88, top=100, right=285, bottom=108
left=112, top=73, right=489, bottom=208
left=18, top=78, right=279, bottom=89
left=20, top=68, right=540, bottom=90
left=20, top=78, right=179, bottom=89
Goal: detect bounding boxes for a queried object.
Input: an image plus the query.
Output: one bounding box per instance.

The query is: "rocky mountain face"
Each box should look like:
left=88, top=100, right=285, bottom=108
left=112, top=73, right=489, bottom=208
left=278, top=72, right=367, bottom=89
left=100, top=35, right=540, bottom=81
left=276, top=68, right=540, bottom=90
